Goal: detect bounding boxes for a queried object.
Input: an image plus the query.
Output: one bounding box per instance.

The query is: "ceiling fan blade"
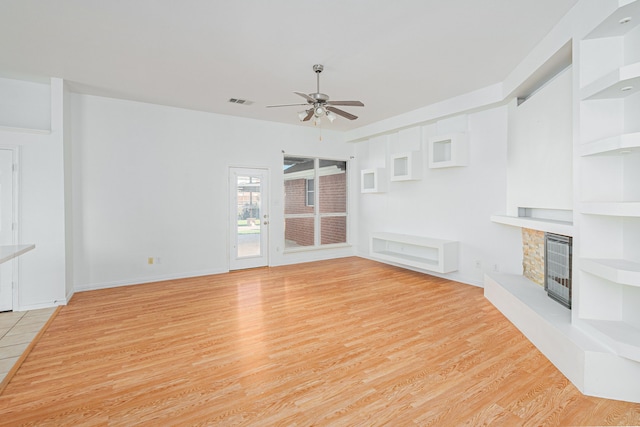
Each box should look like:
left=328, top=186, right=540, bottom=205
left=302, top=109, right=314, bottom=121
left=294, top=91, right=315, bottom=103
left=326, top=100, right=364, bottom=107
left=266, top=103, right=309, bottom=108
left=326, top=106, right=358, bottom=120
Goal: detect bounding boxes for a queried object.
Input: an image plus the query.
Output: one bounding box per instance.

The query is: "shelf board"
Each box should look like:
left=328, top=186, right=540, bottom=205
left=581, top=319, right=640, bottom=363
left=580, top=62, right=640, bottom=100
left=581, top=201, right=640, bottom=217
left=490, top=215, right=573, bottom=236
left=374, top=250, right=438, bottom=266
left=583, top=0, right=640, bottom=40
left=580, top=132, right=640, bottom=156
left=581, top=258, right=640, bottom=287
left=370, top=232, right=458, bottom=274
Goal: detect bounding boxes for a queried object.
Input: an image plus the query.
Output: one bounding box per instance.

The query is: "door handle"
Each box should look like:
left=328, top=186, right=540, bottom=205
left=263, top=221, right=269, bottom=225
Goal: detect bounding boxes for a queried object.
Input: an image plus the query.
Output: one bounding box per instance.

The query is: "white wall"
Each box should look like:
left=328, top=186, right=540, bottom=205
left=0, top=78, right=68, bottom=310
left=71, top=94, right=356, bottom=290
left=507, top=66, right=573, bottom=215
left=0, top=77, right=50, bottom=130
left=355, top=106, right=522, bottom=286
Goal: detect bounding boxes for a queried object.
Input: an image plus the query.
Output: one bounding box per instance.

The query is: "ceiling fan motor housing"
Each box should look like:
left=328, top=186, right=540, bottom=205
left=311, top=93, right=329, bottom=102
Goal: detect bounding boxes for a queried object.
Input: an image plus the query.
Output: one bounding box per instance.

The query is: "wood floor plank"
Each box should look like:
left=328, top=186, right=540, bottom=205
left=0, top=257, right=639, bottom=426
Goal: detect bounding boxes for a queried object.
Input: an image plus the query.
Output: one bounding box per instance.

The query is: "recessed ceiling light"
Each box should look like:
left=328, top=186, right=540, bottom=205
left=621, top=86, right=634, bottom=92
left=619, top=17, right=632, bottom=25
left=619, top=150, right=632, bottom=155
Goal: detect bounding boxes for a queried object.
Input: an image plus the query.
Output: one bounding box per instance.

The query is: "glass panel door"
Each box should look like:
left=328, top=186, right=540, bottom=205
left=229, top=168, right=269, bottom=270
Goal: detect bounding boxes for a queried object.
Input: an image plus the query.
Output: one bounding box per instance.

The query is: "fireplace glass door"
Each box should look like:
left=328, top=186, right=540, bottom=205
left=544, top=233, right=572, bottom=309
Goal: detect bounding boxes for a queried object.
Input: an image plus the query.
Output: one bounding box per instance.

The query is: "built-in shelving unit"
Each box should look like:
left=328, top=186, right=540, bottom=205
left=580, top=62, right=640, bottom=100
left=581, top=258, right=640, bottom=287
left=581, top=319, right=640, bottom=363
left=577, top=0, right=640, bottom=370
left=390, top=151, right=422, bottom=181
left=581, top=201, right=640, bottom=216
left=370, top=232, right=458, bottom=273
left=580, top=132, right=640, bottom=156
left=360, top=168, right=387, bottom=193
left=428, top=133, right=468, bottom=168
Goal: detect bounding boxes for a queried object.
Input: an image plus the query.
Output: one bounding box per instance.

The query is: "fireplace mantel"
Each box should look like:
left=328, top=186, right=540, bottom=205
left=490, top=214, right=573, bottom=236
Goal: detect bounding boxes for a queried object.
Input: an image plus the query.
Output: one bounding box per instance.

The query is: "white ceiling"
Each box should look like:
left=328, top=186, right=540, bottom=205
left=0, top=0, right=579, bottom=132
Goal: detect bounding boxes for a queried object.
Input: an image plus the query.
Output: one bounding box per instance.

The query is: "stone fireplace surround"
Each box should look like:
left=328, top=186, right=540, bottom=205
left=522, top=228, right=545, bottom=287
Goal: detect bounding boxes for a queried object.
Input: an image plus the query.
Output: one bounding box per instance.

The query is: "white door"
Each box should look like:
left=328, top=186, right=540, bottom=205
left=229, top=168, right=269, bottom=270
left=0, top=149, right=15, bottom=311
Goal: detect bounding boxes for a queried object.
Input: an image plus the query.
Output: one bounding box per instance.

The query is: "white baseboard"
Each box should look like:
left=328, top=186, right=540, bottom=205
left=74, top=268, right=229, bottom=293
left=16, top=300, right=66, bottom=311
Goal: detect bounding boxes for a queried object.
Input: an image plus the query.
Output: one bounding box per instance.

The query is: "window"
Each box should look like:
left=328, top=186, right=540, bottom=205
left=284, top=156, right=348, bottom=249
left=306, top=178, right=315, bottom=206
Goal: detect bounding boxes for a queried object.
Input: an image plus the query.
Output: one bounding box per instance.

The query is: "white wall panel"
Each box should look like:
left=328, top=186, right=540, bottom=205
left=0, top=77, right=50, bottom=131
left=71, top=94, right=355, bottom=290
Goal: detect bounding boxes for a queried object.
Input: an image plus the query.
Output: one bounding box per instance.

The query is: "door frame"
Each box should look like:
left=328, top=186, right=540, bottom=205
left=229, top=167, right=270, bottom=270
left=0, top=146, right=19, bottom=311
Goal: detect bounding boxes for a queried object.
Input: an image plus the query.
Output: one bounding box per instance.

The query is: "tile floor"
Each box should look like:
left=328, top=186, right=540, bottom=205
left=0, top=307, right=57, bottom=383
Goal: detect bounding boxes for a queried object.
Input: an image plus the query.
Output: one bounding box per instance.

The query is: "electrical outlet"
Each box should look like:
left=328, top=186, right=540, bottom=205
left=475, top=260, right=482, bottom=269
left=493, top=264, right=500, bottom=272
left=147, top=257, right=154, bottom=265
left=155, top=257, right=161, bottom=264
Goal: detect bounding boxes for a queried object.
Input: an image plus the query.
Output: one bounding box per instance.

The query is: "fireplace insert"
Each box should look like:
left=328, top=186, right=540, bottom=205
left=545, top=233, right=572, bottom=308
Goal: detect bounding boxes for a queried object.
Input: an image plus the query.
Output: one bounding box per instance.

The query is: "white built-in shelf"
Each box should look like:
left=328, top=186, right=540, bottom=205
left=390, top=151, right=422, bottom=181
left=580, top=62, right=640, bottom=100
left=428, top=133, right=468, bottom=168
left=581, top=319, right=640, bottom=363
left=360, top=168, right=387, bottom=193
left=581, top=201, right=640, bottom=217
left=490, top=214, right=573, bottom=236
left=581, top=258, right=640, bottom=287
left=370, top=232, right=458, bottom=274
left=583, top=0, right=640, bottom=40
left=580, top=132, right=640, bottom=156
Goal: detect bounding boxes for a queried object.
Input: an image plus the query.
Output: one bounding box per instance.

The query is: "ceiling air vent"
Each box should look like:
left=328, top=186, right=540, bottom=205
left=228, top=98, right=254, bottom=106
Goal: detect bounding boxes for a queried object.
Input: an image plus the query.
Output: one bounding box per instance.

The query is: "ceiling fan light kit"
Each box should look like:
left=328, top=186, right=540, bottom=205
left=267, top=64, right=364, bottom=124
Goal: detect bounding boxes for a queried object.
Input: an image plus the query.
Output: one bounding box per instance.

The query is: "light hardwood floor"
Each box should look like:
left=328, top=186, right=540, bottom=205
left=0, top=257, right=638, bottom=426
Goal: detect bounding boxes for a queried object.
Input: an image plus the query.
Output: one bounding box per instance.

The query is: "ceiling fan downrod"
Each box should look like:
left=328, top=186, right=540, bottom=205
left=313, top=64, right=323, bottom=94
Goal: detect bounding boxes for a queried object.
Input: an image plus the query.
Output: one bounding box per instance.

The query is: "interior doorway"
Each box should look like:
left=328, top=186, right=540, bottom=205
left=229, top=167, right=269, bottom=270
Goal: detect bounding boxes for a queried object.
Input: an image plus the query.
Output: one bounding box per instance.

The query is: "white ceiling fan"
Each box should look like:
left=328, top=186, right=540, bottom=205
left=267, top=64, right=364, bottom=123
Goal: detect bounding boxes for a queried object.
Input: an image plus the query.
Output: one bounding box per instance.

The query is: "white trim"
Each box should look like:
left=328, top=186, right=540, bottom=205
left=0, top=125, right=51, bottom=135
left=74, top=267, right=230, bottom=293
left=15, top=300, right=65, bottom=312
